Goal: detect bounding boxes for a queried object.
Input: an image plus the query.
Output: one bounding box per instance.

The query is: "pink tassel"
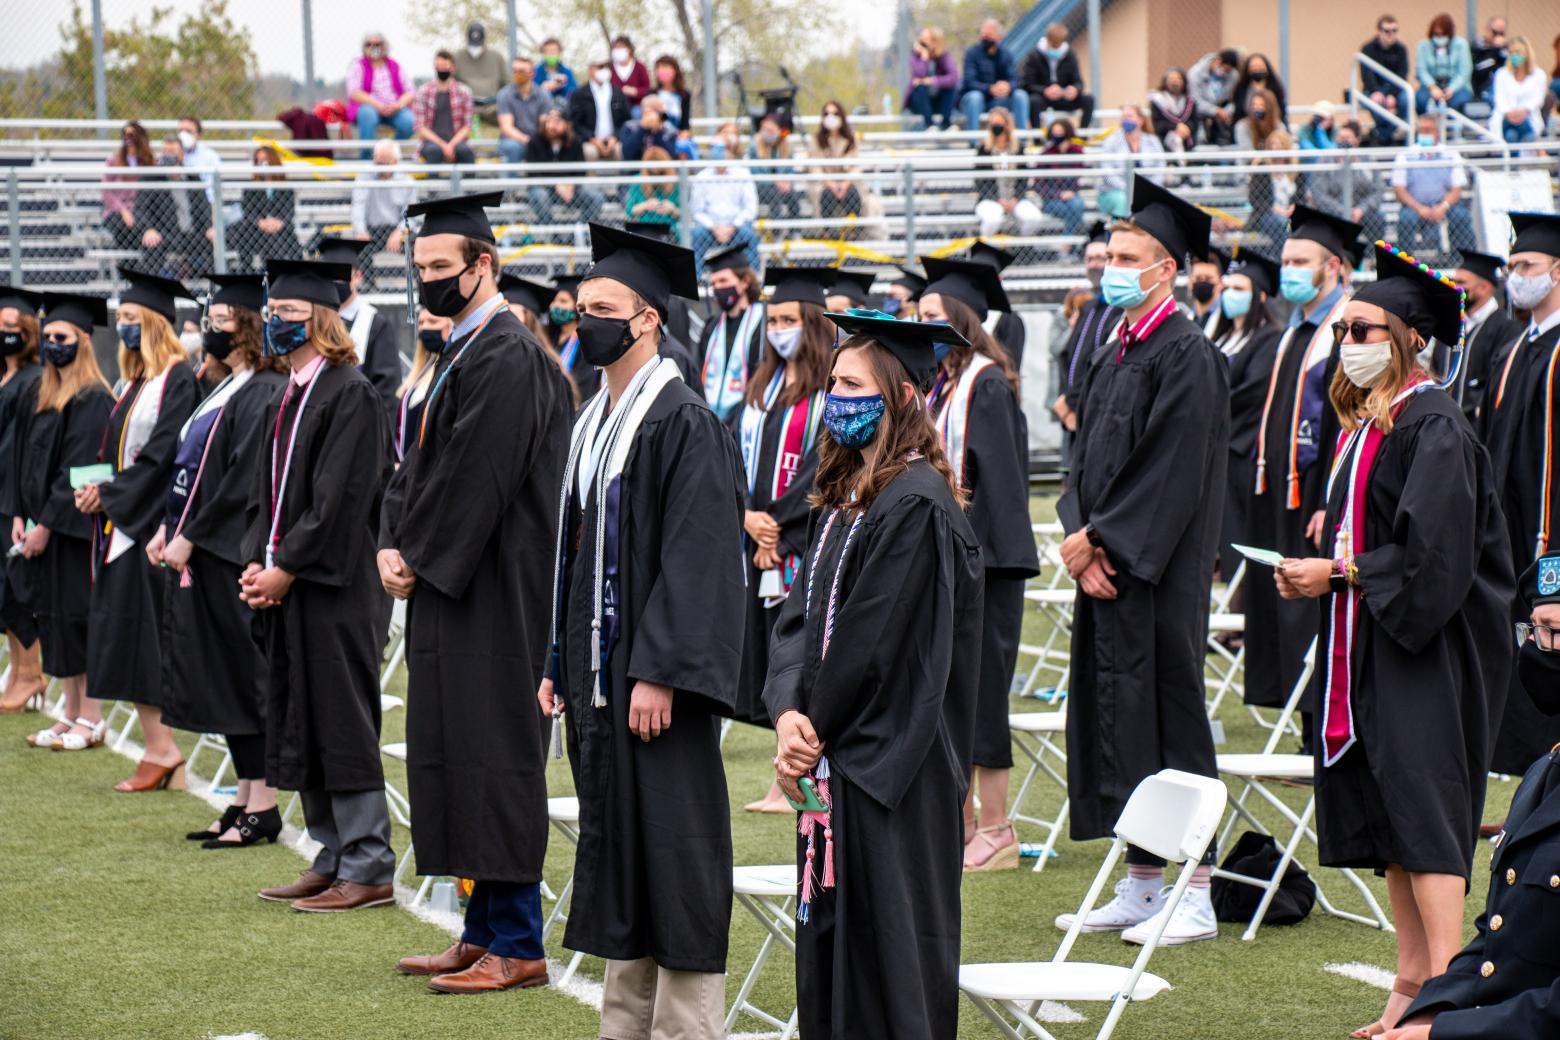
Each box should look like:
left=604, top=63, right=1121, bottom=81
left=818, top=779, right=835, bottom=890
left=179, top=565, right=193, bottom=589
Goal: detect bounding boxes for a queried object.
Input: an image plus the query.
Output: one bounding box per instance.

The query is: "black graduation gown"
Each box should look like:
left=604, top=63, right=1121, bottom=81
left=242, top=362, right=392, bottom=793
left=1313, top=392, right=1513, bottom=876
left=88, top=364, right=197, bottom=704
left=695, top=305, right=765, bottom=418
left=1058, top=299, right=1122, bottom=472
left=991, top=311, right=1026, bottom=369
left=1217, top=324, right=1282, bottom=582
left=1058, top=310, right=1228, bottom=839
left=15, top=384, right=112, bottom=676
left=1445, top=306, right=1524, bottom=424
left=0, top=363, right=42, bottom=642
left=763, top=459, right=985, bottom=1040
left=379, top=311, right=572, bottom=882
left=659, top=332, right=700, bottom=386
left=355, top=306, right=404, bottom=418
left=556, top=379, right=746, bottom=972
left=159, top=369, right=286, bottom=737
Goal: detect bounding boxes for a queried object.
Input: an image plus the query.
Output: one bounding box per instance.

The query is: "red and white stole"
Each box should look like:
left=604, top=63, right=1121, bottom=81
left=739, top=366, right=824, bottom=592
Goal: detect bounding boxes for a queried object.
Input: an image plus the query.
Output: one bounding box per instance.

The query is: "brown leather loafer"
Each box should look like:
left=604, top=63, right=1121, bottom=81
left=427, top=954, right=549, bottom=994
left=397, top=941, right=487, bottom=976
left=292, top=880, right=395, bottom=913
left=258, top=870, right=335, bottom=903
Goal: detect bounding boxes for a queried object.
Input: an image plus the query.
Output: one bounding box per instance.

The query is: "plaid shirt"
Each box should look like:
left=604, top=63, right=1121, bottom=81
left=413, top=81, right=474, bottom=136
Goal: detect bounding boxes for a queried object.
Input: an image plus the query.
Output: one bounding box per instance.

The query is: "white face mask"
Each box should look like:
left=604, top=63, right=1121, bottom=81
left=611, top=47, right=630, bottom=65
left=467, top=45, right=483, bottom=59
left=1508, top=265, right=1559, bottom=312
left=822, top=114, right=843, bottom=131
left=177, top=130, right=196, bottom=151
left=768, top=326, right=803, bottom=359
left=179, top=330, right=203, bottom=356
left=1340, top=341, right=1394, bottom=387
left=593, top=68, right=612, bottom=86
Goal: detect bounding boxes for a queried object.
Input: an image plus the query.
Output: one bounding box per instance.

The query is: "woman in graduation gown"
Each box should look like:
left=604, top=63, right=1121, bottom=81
left=397, top=309, right=449, bottom=462
left=0, top=288, right=46, bottom=714
left=153, top=274, right=289, bottom=846
left=917, top=256, right=1040, bottom=871
left=75, top=267, right=198, bottom=790
left=17, top=294, right=114, bottom=749
left=1276, top=243, right=1514, bottom=1039
left=546, top=276, right=600, bottom=402
left=766, top=312, right=984, bottom=1040
left=734, top=267, right=832, bottom=813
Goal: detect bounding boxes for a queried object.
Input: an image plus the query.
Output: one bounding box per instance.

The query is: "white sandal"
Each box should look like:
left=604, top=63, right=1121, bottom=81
left=54, top=717, right=107, bottom=752
left=26, top=723, right=69, bottom=748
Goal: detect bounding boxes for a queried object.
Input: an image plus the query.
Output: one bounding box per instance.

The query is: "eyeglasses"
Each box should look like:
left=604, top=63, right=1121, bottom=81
left=1509, top=258, right=1558, bottom=277
left=263, top=305, right=312, bottom=322
left=1516, top=621, right=1557, bottom=651
left=43, top=333, right=75, bottom=345
left=1331, top=320, right=1392, bottom=345
left=198, top=314, right=235, bottom=333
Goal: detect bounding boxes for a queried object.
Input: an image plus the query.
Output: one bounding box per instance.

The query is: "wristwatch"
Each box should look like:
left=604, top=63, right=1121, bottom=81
left=1084, top=523, right=1104, bottom=549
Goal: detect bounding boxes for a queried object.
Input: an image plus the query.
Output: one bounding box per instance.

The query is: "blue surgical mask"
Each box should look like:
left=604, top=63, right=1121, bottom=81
left=1221, top=289, right=1254, bottom=319
left=1042, top=45, right=1067, bottom=60
left=1280, top=267, right=1320, bottom=305
left=117, top=323, right=141, bottom=351
left=264, top=316, right=310, bottom=356
left=822, top=392, right=885, bottom=449
left=1120, top=119, right=1139, bottom=134
left=1100, top=265, right=1152, bottom=309
left=921, top=319, right=955, bottom=361
left=881, top=296, right=903, bottom=316
left=1432, top=35, right=1450, bottom=46
left=1415, top=133, right=1436, bottom=149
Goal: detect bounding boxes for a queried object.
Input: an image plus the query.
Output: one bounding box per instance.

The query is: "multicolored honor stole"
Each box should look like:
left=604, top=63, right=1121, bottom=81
left=1533, top=328, right=1560, bottom=559
left=701, top=302, right=762, bottom=420
left=738, top=367, right=823, bottom=592
left=928, top=353, right=995, bottom=488
left=1254, top=292, right=1349, bottom=504
left=558, top=332, right=580, bottom=373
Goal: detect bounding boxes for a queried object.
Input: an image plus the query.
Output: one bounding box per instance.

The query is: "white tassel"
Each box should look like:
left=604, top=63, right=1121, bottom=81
left=550, top=710, right=564, bottom=759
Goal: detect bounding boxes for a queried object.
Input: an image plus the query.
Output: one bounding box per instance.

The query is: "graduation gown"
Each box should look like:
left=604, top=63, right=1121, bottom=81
left=379, top=310, right=572, bottom=882
left=1445, top=305, right=1523, bottom=424
left=659, top=332, right=700, bottom=386
left=0, top=363, right=42, bottom=642
left=15, top=384, right=112, bottom=676
left=696, top=305, right=765, bottom=419
left=159, top=369, right=286, bottom=737
left=1314, top=391, right=1513, bottom=875
left=347, top=303, right=405, bottom=418
left=556, top=378, right=746, bottom=972
left=1059, top=309, right=1228, bottom=839
left=87, top=364, right=197, bottom=703
left=1217, top=324, right=1282, bottom=582
left=989, top=311, right=1026, bottom=369
left=242, top=362, right=392, bottom=793
left=763, top=459, right=985, bottom=1040
left=1058, top=299, right=1122, bottom=472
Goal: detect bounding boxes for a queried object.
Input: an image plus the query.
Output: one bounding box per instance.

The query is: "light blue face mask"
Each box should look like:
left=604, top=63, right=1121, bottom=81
left=1280, top=267, right=1320, bottom=305
left=1415, top=133, right=1437, bottom=149
left=1221, top=289, right=1254, bottom=319
left=1042, top=45, right=1067, bottom=60
left=1100, top=265, right=1152, bottom=309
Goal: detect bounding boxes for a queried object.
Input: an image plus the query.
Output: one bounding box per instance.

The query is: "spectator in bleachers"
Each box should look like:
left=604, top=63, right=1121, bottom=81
left=1298, top=100, right=1335, bottom=150
left=1021, top=23, right=1094, bottom=129
left=1471, top=15, right=1508, bottom=103
left=177, top=116, right=222, bottom=203
left=690, top=124, right=760, bottom=273
left=535, top=38, right=576, bottom=102
left=609, top=36, right=651, bottom=115
left=620, top=95, right=679, bottom=162
left=1232, top=53, right=1287, bottom=126
left=1036, top=117, right=1087, bottom=240
left=349, top=140, right=416, bottom=258
left=1490, top=36, right=1548, bottom=144
left=568, top=60, right=629, bottom=162
left=624, top=146, right=681, bottom=230
left=1306, top=119, right=1387, bottom=245
left=748, top=113, right=802, bottom=223
left=234, top=145, right=301, bottom=269
left=652, top=55, right=693, bottom=130
left=1415, top=13, right=1474, bottom=114
left=524, top=107, right=604, bottom=226
left=139, top=137, right=211, bottom=279
left=974, top=107, right=1041, bottom=238
left=1188, top=47, right=1241, bottom=145
left=103, top=121, right=154, bottom=254
left=1148, top=66, right=1200, bottom=152
left=960, top=19, right=1030, bottom=133
left=1095, top=104, right=1163, bottom=218
left=1551, top=34, right=1560, bottom=111
left=414, top=51, right=476, bottom=165
left=1391, top=112, right=1475, bottom=258
left=904, top=26, right=960, bottom=131
left=811, top=101, right=864, bottom=224
left=455, top=22, right=508, bottom=127
left=347, top=32, right=416, bottom=155
left=1237, top=93, right=1293, bottom=243
left=496, top=57, right=547, bottom=163
left=1359, top=15, right=1411, bottom=144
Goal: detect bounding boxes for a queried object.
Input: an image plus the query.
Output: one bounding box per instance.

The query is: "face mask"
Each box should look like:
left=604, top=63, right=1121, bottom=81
left=1249, top=71, right=1267, bottom=82
left=577, top=310, right=644, bottom=366
left=657, top=68, right=676, bottom=85
left=118, top=323, right=142, bottom=351
left=1517, top=640, right=1560, bottom=715
left=42, top=339, right=78, bottom=367
left=1415, top=133, right=1436, bottom=148
left=202, top=329, right=235, bottom=361
left=1510, top=53, right=1526, bottom=68
left=760, top=129, right=779, bottom=144
left=1100, top=265, right=1154, bottom=309
left=822, top=392, right=885, bottom=449
left=822, top=114, right=843, bottom=132
left=1340, top=341, right=1394, bottom=387
left=768, top=326, right=803, bottom=359
left=1120, top=119, right=1139, bottom=134
left=264, top=316, right=309, bottom=356
left=712, top=285, right=742, bottom=312
left=1086, top=266, right=1104, bottom=291
left=1049, top=131, right=1068, bottom=144
left=611, top=47, right=630, bottom=64
left=1191, top=281, right=1217, bottom=304
left=366, top=46, right=385, bottom=59
left=1508, top=267, right=1559, bottom=311
left=1280, top=267, right=1320, bottom=305
left=544, top=54, right=559, bottom=67
left=1432, top=35, right=1449, bottom=46
left=549, top=305, right=577, bottom=326
left=418, top=264, right=476, bottom=318
left=881, top=296, right=903, bottom=316
left=1250, top=107, right=1267, bottom=119
left=180, top=330, right=203, bottom=355
left=177, top=130, right=196, bottom=150
left=593, top=69, right=611, bottom=85
left=1042, top=46, right=1067, bottom=60
left=436, top=68, right=453, bottom=82
left=1221, top=289, right=1253, bottom=318
left=332, top=280, right=353, bottom=305
left=418, top=329, right=448, bottom=354
left=0, top=331, right=23, bottom=356
left=467, top=46, right=484, bottom=59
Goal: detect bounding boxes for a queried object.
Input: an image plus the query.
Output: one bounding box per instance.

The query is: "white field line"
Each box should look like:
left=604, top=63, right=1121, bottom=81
left=1324, top=962, right=1396, bottom=990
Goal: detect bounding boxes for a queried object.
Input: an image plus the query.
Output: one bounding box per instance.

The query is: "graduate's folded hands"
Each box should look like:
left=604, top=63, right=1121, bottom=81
left=162, top=534, right=192, bottom=573
left=774, top=710, right=823, bottom=776
left=627, top=680, right=673, bottom=742
left=1059, top=528, right=1094, bottom=579
left=376, top=548, right=417, bottom=599
left=239, top=562, right=293, bottom=609
left=144, top=524, right=167, bottom=567
left=19, top=524, right=48, bottom=559
left=1078, top=549, right=1117, bottom=601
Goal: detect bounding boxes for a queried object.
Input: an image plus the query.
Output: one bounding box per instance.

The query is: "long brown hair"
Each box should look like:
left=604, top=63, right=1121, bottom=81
left=810, top=338, right=963, bottom=511
left=37, top=323, right=112, bottom=412
left=1245, top=88, right=1281, bottom=144
left=115, top=121, right=153, bottom=167
left=252, top=145, right=284, bottom=182
left=814, top=100, right=856, bottom=153
left=2, top=310, right=40, bottom=366
left=308, top=305, right=359, bottom=365
left=118, top=306, right=186, bottom=383
left=226, top=305, right=274, bottom=372
left=1328, top=312, right=1425, bottom=435
left=745, top=301, right=832, bottom=409
left=641, top=146, right=675, bottom=196
left=928, top=294, right=1020, bottom=392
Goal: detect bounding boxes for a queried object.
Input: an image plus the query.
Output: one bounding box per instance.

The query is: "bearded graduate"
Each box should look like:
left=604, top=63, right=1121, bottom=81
left=1275, top=243, right=1513, bottom=1039
left=764, top=311, right=984, bottom=1040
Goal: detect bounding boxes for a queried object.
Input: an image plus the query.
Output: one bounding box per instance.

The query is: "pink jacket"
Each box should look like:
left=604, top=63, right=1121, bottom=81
left=346, top=56, right=406, bottom=121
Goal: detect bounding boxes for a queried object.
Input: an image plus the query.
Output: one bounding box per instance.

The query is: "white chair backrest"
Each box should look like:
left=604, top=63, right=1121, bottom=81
left=1259, top=637, right=1318, bottom=755
left=1112, top=770, right=1228, bottom=864
left=1213, top=560, right=1245, bottom=613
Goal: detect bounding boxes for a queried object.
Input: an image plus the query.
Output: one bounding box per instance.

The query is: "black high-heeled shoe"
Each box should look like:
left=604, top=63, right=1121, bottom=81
left=201, top=807, right=281, bottom=849
left=186, top=804, right=244, bottom=842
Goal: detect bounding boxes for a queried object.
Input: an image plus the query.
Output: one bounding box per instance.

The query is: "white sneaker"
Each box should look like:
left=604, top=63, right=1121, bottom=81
left=1121, top=886, right=1219, bottom=946
left=1055, top=877, right=1164, bottom=933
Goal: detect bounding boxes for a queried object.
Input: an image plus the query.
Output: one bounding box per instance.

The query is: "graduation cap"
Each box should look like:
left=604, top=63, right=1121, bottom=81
left=920, top=255, right=1011, bottom=320
left=827, top=269, right=877, bottom=307
left=0, top=285, right=42, bottom=317
left=763, top=266, right=833, bottom=308
left=1287, top=204, right=1365, bottom=267
left=551, top=273, right=582, bottom=300
left=1127, top=175, right=1212, bottom=269
left=1353, top=241, right=1465, bottom=348
left=1200, top=248, right=1230, bottom=274
left=118, top=265, right=192, bottom=324
left=405, top=190, right=505, bottom=244
left=703, top=241, right=753, bottom=275
left=825, top=309, right=968, bottom=388
left=1453, top=249, right=1507, bottom=286
left=41, top=292, right=109, bottom=331
left=1086, top=220, right=1109, bottom=246
left=1224, top=248, right=1281, bottom=298
left=1509, top=212, right=1560, bottom=259
left=891, top=266, right=927, bottom=300
left=623, top=220, right=676, bottom=242
left=204, top=273, right=266, bottom=313
left=582, top=222, right=699, bottom=320
left=498, top=272, right=556, bottom=314
left=967, top=240, right=1017, bottom=272
left=265, top=258, right=353, bottom=311
left=314, top=235, right=371, bottom=270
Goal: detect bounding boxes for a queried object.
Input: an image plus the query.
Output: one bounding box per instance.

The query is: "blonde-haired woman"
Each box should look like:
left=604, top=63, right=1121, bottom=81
left=904, top=26, right=959, bottom=129
left=0, top=288, right=46, bottom=715
left=1490, top=36, right=1549, bottom=144
left=18, top=294, right=113, bottom=749
left=74, top=268, right=197, bottom=785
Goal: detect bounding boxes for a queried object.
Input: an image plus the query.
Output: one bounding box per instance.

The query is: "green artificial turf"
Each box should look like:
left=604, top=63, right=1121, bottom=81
left=0, top=489, right=1513, bottom=1039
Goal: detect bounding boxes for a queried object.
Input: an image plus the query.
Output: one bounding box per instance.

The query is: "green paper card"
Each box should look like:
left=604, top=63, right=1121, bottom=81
left=69, top=464, right=115, bottom=490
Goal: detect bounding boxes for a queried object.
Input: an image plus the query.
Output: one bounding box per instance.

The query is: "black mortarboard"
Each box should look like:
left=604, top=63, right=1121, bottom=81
left=118, top=265, right=192, bottom=324
left=703, top=241, right=753, bottom=275
left=204, top=273, right=266, bottom=313
left=623, top=220, right=676, bottom=242
left=1509, top=212, right=1560, bottom=259
left=891, top=266, right=927, bottom=299
left=406, top=190, right=504, bottom=243
left=1353, top=242, right=1465, bottom=347
left=825, top=310, right=968, bottom=388
left=583, top=222, right=699, bottom=320
left=265, top=259, right=353, bottom=311
left=0, top=286, right=42, bottom=317
left=1224, top=248, right=1281, bottom=297
left=551, top=274, right=582, bottom=300
left=827, top=269, right=877, bottom=307
left=498, top=272, right=555, bottom=314
left=1454, top=249, right=1506, bottom=286
left=920, top=255, right=1010, bottom=320
left=41, top=292, right=108, bottom=331
left=1287, top=203, right=1365, bottom=266
left=1086, top=219, right=1109, bottom=245
left=763, top=266, right=833, bottom=308
left=315, top=235, right=371, bottom=270
left=1127, top=175, right=1211, bottom=269
left=967, top=240, right=1017, bottom=272
left=1201, top=248, right=1230, bottom=274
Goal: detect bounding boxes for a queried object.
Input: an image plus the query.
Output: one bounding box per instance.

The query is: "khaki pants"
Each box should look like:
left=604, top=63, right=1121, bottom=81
left=583, top=140, right=623, bottom=163
left=599, top=957, right=725, bottom=1040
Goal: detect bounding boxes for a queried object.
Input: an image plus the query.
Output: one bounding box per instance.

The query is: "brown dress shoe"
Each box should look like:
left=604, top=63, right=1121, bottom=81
left=397, top=941, right=487, bottom=976
left=258, top=870, right=335, bottom=903
left=427, top=954, right=549, bottom=994
left=291, top=879, right=395, bottom=913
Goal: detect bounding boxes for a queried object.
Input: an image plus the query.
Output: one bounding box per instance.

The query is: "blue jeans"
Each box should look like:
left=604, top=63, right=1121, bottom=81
left=1501, top=119, right=1537, bottom=144
left=1368, top=89, right=1410, bottom=142
left=960, top=89, right=1031, bottom=131
left=355, top=105, right=415, bottom=158
left=1395, top=201, right=1475, bottom=258
left=1041, top=194, right=1086, bottom=237
left=906, top=85, right=957, bottom=130
left=691, top=224, right=760, bottom=274
left=461, top=881, right=544, bottom=960
left=526, top=184, right=604, bottom=226
left=498, top=138, right=526, bottom=162
left=1415, top=85, right=1473, bottom=114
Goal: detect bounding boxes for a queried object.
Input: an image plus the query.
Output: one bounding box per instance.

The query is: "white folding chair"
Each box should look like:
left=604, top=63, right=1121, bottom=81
left=1008, top=710, right=1070, bottom=872
left=725, top=864, right=801, bottom=1039
left=542, top=796, right=587, bottom=985
left=961, top=769, right=1228, bottom=1040
left=187, top=733, right=234, bottom=793
left=105, top=700, right=138, bottom=750
left=1214, top=638, right=1393, bottom=940
left=1203, top=611, right=1246, bottom=721
left=1016, top=523, right=1075, bottom=701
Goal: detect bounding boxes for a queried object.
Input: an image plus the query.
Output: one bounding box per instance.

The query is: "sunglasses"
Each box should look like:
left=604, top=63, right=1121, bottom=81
left=1331, top=320, right=1392, bottom=345
left=43, top=333, right=76, bottom=345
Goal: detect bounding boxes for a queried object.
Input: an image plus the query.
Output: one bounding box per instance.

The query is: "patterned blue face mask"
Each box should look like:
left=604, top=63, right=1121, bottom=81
left=822, top=392, right=885, bottom=449
left=264, top=316, right=309, bottom=356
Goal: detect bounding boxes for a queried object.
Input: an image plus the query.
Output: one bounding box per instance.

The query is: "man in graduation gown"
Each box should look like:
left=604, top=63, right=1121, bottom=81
left=624, top=220, right=694, bottom=347
left=1054, top=222, right=1119, bottom=474
left=316, top=236, right=405, bottom=418
left=1056, top=175, right=1229, bottom=944
left=379, top=193, right=573, bottom=992
left=697, top=242, right=766, bottom=423
left=965, top=240, right=1027, bottom=368
left=1449, top=250, right=1523, bottom=425
left=1243, top=206, right=1363, bottom=711
left=823, top=268, right=876, bottom=315
left=538, top=223, right=747, bottom=1038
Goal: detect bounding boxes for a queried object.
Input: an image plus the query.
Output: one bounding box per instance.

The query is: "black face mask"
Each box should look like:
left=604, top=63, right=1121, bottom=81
left=1517, top=641, right=1560, bottom=716
left=1191, top=281, right=1217, bottom=303
left=202, top=329, right=235, bottom=361
left=712, top=285, right=741, bottom=312
left=418, top=264, right=477, bottom=318
left=577, top=309, right=646, bottom=367
left=418, top=329, right=447, bottom=354
left=0, top=331, right=24, bottom=356
left=335, top=280, right=353, bottom=305
left=436, top=68, right=453, bottom=82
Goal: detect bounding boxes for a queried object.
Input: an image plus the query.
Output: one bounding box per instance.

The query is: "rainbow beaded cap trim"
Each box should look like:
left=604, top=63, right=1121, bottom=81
left=1373, top=239, right=1468, bottom=390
